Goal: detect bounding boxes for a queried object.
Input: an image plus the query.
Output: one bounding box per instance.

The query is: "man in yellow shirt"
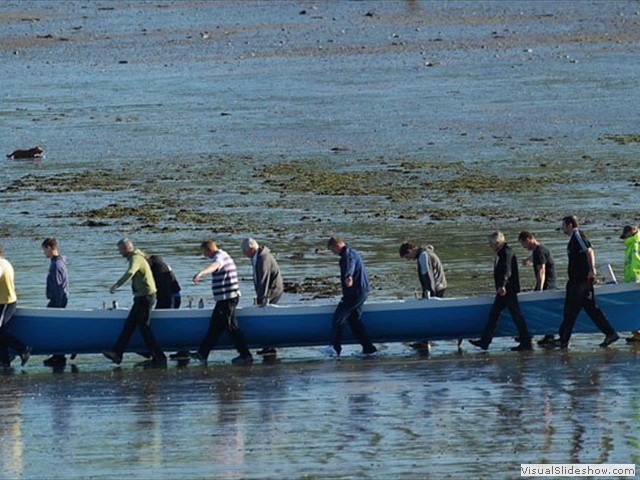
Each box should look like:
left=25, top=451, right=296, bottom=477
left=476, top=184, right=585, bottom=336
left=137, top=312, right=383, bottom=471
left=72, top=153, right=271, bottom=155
left=0, top=244, right=31, bottom=368
left=103, top=238, right=166, bottom=366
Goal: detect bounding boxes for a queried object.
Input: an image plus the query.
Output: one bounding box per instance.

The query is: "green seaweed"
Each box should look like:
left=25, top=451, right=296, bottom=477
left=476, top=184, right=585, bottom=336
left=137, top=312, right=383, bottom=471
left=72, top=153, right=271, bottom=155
left=601, top=133, right=640, bottom=145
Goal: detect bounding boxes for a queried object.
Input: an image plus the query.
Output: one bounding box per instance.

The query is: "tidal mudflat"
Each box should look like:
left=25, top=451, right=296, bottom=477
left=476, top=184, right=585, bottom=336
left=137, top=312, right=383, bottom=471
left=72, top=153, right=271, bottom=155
left=1, top=1, right=640, bottom=478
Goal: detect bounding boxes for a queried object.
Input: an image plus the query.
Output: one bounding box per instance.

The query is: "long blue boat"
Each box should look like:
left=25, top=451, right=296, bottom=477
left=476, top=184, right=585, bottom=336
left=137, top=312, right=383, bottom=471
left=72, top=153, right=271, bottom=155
left=6, top=282, right=640, bottom=356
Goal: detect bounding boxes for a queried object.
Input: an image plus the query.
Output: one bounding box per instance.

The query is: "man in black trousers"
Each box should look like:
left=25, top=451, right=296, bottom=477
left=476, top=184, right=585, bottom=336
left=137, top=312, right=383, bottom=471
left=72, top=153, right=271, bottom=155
left=550, top=216, right=619, bottom=349
left=470, top=231, right=532, bottom=352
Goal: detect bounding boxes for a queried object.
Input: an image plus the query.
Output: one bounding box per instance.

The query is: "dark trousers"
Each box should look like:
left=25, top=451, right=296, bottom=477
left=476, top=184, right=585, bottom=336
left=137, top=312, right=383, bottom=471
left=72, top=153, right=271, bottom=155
left=331, top=295, right=375, bottom=355
left=198, top=297, right=251, bottom=358
left=155, top=294, right=181, bottom=309
left=0, top=303, right=27, bottom=363
left=481, top=293, right=531, bottom=345
left=113, top=294, right=166, bottom=361
left=47, top=298, right=68, bottom=358
left=559, top=281, right=615, bottom=343
left=47, top=296, right=68, bottom=308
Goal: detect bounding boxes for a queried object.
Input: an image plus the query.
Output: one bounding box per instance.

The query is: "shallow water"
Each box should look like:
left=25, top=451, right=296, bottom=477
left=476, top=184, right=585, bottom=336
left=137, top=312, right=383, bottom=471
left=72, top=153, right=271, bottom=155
left=1, top=1, right=640, bottom=478
left=1, top=341, right=640, bottom=479
left=1, top=0, right=640, bottom=305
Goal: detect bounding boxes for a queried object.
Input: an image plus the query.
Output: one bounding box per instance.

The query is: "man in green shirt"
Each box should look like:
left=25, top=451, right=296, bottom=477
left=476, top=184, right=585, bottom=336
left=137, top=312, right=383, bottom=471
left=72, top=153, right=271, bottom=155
left=103, top=238, right=166, bottom=365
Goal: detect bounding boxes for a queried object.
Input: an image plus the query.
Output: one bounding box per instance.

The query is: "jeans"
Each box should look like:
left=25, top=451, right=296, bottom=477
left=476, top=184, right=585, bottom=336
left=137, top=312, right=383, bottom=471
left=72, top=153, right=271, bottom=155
left=331, top=295, right=375, bottom=355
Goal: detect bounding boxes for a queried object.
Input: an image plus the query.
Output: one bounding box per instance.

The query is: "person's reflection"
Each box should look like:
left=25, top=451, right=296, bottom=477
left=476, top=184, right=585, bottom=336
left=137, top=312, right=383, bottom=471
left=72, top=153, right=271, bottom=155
left=485, top=353, right=532, bottom=447
left=562, top=352, right=603, bottom=463
left=208, top=369, right=249, bottom=480
left=48, top=373, right=77, bottom=459
left=0, top=385, right=24, bottom=478
left=129, top=370, right=162, bottom=468
left=255, top=364, right=286, bottom=440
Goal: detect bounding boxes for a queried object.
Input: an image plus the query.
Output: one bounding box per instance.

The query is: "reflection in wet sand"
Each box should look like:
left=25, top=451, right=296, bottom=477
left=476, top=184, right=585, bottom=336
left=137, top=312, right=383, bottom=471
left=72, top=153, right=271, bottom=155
left=1, top=0, right=640, bottom=477
left=0, top=385, right=23, bottom=480
left=1, top=344, right=640, bottom=478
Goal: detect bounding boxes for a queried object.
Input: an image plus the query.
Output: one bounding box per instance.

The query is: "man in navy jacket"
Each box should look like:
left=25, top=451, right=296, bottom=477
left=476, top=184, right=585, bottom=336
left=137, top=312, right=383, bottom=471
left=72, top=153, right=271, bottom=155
left=326, top=237, right=377, bottom=357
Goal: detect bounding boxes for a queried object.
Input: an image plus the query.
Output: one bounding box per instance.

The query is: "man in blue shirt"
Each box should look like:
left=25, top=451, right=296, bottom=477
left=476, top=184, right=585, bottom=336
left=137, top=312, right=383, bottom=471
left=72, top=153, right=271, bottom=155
left=325, top=237, right=377, bottom=357
left=42, top=238, right=69, bottom=367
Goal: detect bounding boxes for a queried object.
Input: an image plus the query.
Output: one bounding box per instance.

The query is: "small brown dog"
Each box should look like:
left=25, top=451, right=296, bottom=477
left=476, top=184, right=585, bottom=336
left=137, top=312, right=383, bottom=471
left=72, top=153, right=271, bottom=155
left=6, top=145, right=44, bottom=159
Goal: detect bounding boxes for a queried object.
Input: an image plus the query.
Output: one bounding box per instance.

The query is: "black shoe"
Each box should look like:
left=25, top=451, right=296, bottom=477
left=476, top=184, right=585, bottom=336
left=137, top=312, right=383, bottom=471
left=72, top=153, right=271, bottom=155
left=20, top=347, right=32, bottom=366
left=190, top=351, right=207, bottom=364
left=536, top=335, right=557, bottom=346
left=1, top=356, right=13, bottom=369
left=599, top=333, right=620, bottom=348
left=408, top=341, right=431, bottom=351
left=469, top=339, right=489, bottom=351
left=150, top=356, right=168, bottom=368
left=169, top=351, right=191, bottom=361
left=626, top=336, right=640, bottom=343
left=362, top=345, right=378, bottom=356
left=511, top=343, right=533, bottom=352
left=542, top=339, right=568, bottom=349
left=137, top=358, right=167, bottom=369
left=231, top=354, right=253, bottom=366
left=2, top=354, right=16, bottom=368
left=102, top=350, right=122, bottom=365
left=43, top=355, right=67, bottom=367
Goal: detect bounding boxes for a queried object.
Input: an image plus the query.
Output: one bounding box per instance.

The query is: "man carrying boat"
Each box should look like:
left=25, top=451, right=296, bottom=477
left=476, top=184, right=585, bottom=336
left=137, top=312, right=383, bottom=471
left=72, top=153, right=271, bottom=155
left=241, top=237, right=283, bottom=357
left=41, top=237, right=70, bottom=368
left=399, top=242, right=447, bottom=298
left=518, top=231, right=558, bottom=346
left=550, top=216, right=619, bottom=349
left=191, top=240, right=253, bottom=365
left=241, top=237, right=283, bottom=306
left=469, top=232, right=532, bottom=352
left=325, top=236, right=377, bottom=357
left=0, top=244, right=31, bottom=368
left=102, top=238, right=167, bottom=366
left=147, top=255, right=181, bottom=309
left=619, top=225, right=640, bottom=343
left=146, top=254, right=187, bottom=361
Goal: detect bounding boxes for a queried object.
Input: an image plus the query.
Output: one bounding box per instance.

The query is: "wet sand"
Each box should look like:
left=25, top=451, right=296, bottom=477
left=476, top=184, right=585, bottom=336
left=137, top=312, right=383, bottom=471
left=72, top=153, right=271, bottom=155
left=1, top=0, right=640, bottom=303
left=1, top=1, right=640, bottom=478
left=1, top=341, right=640, bottom=479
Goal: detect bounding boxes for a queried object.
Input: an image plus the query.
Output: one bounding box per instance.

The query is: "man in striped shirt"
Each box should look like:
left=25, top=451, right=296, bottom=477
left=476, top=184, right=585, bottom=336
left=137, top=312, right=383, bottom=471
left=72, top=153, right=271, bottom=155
left=192, top=240, right=253, bottom=365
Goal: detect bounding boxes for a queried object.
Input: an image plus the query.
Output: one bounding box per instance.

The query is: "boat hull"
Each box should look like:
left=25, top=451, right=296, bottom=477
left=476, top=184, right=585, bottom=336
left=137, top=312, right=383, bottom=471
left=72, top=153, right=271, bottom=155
left=6, top=283, right=640, bottom=355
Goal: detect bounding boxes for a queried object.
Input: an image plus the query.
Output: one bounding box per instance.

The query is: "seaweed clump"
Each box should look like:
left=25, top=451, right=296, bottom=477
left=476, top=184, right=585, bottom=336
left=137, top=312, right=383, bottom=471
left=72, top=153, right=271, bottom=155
left=601, top=133, right=640, bottom=145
